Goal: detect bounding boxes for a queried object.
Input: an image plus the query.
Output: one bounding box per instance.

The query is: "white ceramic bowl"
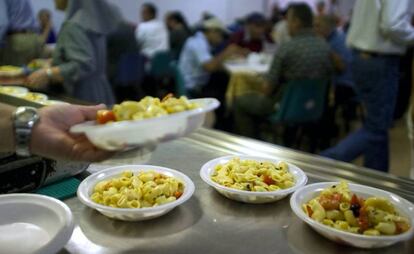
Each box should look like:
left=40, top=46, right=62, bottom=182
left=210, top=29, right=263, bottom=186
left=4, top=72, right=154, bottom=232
left=77, top=165, right=195, bottom=221
left=70, top=98, right=220, bottom=151
left=200, top=155, right=308, bottom=204
left=0, top=194, right=74, bottom=254
left=290, top=182, right=414, bottom=249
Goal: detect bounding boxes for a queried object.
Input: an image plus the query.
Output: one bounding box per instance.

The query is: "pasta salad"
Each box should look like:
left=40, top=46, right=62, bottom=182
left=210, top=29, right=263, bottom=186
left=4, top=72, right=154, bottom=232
left=211, top=158, right=295, bottom=192
left=91, top=170, right=184, bottom=209
left=303, top=181, right=411, bottom=236
left=96, top=95, right=199, bottom=124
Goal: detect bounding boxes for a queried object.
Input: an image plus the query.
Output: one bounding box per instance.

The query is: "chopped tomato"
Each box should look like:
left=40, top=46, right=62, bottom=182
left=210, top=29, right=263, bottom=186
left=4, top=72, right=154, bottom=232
left=97, top=110, right=116, bottom=124
left=306, top=205, right=313, bottom=217
left=263, top=175, right=275, bottom=185
left=358, top=207, right=369, bottom=231
left=396, top=221, right=410, bottom=234
left=162, top=93, right=174, bottom=102
left=351, top=194, right=359, bottom=206
left=174, top=191, right=183, bottom=199
left=319, top=193, right=342, bottom=210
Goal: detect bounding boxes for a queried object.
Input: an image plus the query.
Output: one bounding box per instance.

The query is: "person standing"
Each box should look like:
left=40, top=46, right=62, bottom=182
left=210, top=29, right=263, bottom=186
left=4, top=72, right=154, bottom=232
left=26, top=0, right=120, bottom=105
left=321, top=0, right=414, bottom=172
left=0, top=0, right=42, bottom=66
left=135, top=3, right=169, bottom=59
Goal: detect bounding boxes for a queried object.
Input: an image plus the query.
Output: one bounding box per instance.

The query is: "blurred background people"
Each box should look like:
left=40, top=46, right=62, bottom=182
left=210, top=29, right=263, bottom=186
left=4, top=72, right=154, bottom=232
left=314, top=15, right=355, bottom=132
left=165, top=11, right=191, bottom=60
left=0, top=0, right=42, bottom=66
left=179, top=18, right=246, bottom=129
left=37, top=8, right=56, bottom=44
left=135, top=3, right=169, bottom=59
left=26, top=0, right=121, bottom=105
left=229, top=13, right=273, bottom=53
left=272, top=9, right=291, bottom=46
left=321, top=0, right=414, bottom=172
left=234, top=3, right=332, bottom=138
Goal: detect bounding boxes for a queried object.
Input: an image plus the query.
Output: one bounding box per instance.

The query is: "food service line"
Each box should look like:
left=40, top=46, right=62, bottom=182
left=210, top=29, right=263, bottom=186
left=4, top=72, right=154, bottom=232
left=61, top=129, right=414, bottom=254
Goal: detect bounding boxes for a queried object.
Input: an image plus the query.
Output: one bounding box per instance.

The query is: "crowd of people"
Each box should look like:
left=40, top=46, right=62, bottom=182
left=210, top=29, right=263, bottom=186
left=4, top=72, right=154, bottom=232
left=0, top=0, right=414, bottom=175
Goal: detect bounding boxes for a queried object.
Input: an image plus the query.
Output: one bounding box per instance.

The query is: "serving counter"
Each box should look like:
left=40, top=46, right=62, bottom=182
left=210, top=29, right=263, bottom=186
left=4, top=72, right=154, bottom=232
left=61, top=128, right=414, bottom=254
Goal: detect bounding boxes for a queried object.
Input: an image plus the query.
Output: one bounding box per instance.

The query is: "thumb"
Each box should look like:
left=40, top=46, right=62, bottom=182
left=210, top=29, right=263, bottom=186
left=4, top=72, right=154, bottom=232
left=77, top=104, right=107, bottom=121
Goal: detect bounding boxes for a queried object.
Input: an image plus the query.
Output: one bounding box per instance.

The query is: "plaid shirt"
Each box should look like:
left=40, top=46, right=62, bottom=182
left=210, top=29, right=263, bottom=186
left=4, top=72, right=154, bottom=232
left=266, top=29, right=332, bottom=86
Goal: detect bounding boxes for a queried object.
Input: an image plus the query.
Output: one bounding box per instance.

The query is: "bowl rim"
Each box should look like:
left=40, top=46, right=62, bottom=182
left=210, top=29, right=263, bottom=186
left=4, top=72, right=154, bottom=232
left=77, top=165, right=195, bottom=213
left=199, top=155, right=308, bottom=197
left=290, top=182, right=414, bottom=241
left=70, top=98, right=220, bottom=134
left=0, top=193, right=74, bottom=254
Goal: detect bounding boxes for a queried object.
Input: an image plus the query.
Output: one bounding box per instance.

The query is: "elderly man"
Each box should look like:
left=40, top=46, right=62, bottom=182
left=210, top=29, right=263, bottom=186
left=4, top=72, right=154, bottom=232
left=233, top=3, right=332, bottom=138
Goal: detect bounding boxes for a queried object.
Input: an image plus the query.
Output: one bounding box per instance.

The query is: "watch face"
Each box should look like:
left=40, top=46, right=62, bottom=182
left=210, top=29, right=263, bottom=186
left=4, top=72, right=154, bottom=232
left=15, top=107, right=39, bottom=126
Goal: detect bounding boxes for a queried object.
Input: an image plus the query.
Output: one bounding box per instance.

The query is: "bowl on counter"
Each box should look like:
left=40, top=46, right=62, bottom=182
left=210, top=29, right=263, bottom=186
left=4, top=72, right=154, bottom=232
left=70, top=98, right=220, bottom=151
left=0, top=194, right=74, bottom=254
left=77, top=165, right=195, bottom=221
left=200, top=155, right=308, bottom=204
left=290, top=182, right=414, bottom=248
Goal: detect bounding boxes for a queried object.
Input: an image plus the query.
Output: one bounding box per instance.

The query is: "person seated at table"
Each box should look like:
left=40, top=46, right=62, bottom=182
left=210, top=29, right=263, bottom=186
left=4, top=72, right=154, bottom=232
left=165, top=11, right=191, bottom=60
left=314, top=15, right=356, bottom=131
left=229, top=13, right=273, bottom=53
left=37, top=8, right=56, bottom=44
left=233, top=3, right=332, bottom=138
left=178, top=18, right=247, bottom=129
left=135, top=3, right=169, bottom=59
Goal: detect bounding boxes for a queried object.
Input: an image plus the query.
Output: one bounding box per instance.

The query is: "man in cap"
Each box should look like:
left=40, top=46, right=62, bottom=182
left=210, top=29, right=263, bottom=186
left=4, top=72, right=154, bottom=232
left=178, top=18, right=247, bottom=129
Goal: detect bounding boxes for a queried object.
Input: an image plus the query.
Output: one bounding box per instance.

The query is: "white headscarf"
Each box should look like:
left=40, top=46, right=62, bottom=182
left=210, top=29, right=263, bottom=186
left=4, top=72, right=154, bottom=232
left=65, top=0, right=123, bottom=35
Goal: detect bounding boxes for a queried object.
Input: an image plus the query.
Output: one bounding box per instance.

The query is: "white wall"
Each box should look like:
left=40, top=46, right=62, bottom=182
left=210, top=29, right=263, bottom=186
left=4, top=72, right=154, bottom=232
left=29, top=0, right=267, bottom=32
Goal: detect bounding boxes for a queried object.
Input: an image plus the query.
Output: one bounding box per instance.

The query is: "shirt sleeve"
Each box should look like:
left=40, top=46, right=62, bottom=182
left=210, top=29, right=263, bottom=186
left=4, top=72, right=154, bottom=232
left=193, top=40, right=212, bottom=64
left=0, top=0, right=9, bottom=45
left=380, top=0, right=414, bottom=45
left=54, top=23, right=97, bottom=84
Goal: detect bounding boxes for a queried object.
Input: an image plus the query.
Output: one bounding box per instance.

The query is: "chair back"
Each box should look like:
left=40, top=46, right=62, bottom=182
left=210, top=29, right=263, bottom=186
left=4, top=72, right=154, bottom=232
left=269, top=79, right=329, bottom=124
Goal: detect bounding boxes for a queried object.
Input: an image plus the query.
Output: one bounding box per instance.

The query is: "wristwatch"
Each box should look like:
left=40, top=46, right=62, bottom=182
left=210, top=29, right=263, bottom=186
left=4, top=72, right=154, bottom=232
left=13, top=107, right=40, bottom=157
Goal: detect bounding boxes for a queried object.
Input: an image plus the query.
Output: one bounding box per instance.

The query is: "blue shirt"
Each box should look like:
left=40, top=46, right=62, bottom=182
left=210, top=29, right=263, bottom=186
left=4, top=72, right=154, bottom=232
left=328, top=30, right=354, bottom=87
left=0, top=0, right=37, bottom=42
left=178, top=32, right=213, bottom=90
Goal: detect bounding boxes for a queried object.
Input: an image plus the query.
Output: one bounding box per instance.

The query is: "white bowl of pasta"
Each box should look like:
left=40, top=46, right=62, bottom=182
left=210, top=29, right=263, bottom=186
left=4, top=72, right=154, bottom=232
left=200, top=156, right=308, bottom=204
left=70, top=97, right=220, bottom=151
left=77, top=165, right=195, bottom=221
left=290, top=182, right=414, bottom=248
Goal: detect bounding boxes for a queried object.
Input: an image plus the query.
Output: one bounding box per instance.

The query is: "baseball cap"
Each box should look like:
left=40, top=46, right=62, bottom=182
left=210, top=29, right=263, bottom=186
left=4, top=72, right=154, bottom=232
left=203, top=18, right=230, bottom=34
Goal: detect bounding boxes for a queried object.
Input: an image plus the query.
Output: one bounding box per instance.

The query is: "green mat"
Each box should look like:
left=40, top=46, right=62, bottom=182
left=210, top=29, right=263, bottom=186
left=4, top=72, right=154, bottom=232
left=35, top=177, right=80, bottom=200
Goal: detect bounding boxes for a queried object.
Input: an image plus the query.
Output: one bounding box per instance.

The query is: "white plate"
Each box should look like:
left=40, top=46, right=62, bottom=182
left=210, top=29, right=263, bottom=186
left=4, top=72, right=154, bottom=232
left=290, top=182, right=414, bottom=248
left=200, top=155, right=308, bottom=204
left=0, top=86, right=28, bottom=96
left=0, top=68, right=23, bottom=77
left=70, top=98, right=220, bottom=151
left=77, top=165, right=195, bottom=221
left=0, top=194, right=74, bottom=254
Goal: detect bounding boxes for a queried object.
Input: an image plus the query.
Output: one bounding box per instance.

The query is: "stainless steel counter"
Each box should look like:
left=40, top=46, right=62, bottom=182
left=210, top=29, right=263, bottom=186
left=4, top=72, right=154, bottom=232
left=61, top=128, right=414, bottom=254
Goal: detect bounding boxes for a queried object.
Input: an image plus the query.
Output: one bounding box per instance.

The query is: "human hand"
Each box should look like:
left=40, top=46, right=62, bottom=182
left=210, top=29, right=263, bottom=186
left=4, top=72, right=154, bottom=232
left=30, top=104, right=115, bottom=162
left=225, top=44, right=249, bottom=58
left=26, top=69, right=49, bottom=89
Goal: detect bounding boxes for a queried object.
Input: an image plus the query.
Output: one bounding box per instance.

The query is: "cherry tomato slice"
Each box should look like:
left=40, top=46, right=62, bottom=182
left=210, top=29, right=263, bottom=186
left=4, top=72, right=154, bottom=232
left=174, top=191, right=183, bottom=199
left=263, top=175, right=275, bottom=185
left=97, top=110, right=116, bottom=124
